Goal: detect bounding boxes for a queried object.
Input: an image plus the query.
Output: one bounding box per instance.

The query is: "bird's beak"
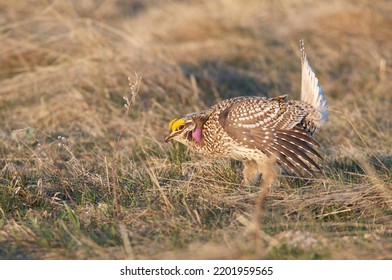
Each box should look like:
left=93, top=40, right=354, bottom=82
left=164, top=131, right=175, bottom=143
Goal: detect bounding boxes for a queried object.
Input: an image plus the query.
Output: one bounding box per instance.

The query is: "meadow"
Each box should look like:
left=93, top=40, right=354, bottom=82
left=0, top=0, right=391, bottom=259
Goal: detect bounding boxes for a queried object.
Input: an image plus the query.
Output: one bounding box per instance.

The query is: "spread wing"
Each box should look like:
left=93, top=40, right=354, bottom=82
left=218, top=96, right=322, bottom=177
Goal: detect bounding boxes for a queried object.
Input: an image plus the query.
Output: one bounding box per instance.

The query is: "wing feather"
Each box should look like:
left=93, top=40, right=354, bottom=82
left=277, top=137, right=321, bottom=171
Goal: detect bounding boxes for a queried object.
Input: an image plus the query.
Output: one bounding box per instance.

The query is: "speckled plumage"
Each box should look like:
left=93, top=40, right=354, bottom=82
left=165, top=40, right=328, bottom=184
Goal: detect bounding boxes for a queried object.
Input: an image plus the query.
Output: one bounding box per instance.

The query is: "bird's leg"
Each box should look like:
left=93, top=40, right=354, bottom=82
left=257, top=157, right=278, bottom=189
left=252, top=158, right=278, bottom=222
left=242, top=160, right=261, bottom=186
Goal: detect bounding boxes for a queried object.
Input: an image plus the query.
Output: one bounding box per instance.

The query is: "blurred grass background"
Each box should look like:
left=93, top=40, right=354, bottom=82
left=0, top=0, right=391, bottom=259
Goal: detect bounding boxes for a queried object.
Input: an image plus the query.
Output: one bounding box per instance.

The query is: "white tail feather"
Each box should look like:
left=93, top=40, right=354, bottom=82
left=300, top=39, right=329, bottom=129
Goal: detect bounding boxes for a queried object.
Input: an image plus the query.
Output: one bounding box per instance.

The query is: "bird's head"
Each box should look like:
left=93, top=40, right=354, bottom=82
left=164, top=116, right=204, bottom=146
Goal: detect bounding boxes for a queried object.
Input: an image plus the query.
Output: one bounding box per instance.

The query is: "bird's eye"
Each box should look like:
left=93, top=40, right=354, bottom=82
left=177, top=124, right=185, bottom=131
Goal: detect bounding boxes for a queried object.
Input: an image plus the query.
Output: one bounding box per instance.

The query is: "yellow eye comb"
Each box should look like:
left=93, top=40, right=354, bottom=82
left=168, top=118, right=185, bottom=131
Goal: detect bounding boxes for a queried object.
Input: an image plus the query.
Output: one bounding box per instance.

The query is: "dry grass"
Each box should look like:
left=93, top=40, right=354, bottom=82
left=0, top=0, right=391, bottom=259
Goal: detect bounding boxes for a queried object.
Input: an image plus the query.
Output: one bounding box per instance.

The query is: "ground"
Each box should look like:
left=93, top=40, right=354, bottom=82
left=0, top=0, right=391, bottom=259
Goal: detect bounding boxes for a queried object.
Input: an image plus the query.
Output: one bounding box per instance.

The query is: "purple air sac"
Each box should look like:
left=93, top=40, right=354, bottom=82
left=192, top=128, right=202, bottom=144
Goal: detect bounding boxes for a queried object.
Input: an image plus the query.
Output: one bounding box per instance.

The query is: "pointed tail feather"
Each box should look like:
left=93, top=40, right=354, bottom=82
left=300, top=39, right=329, bottom=130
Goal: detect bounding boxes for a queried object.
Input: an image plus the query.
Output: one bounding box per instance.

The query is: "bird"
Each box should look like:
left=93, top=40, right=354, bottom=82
left=165, top=40, right=328, bottom=185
